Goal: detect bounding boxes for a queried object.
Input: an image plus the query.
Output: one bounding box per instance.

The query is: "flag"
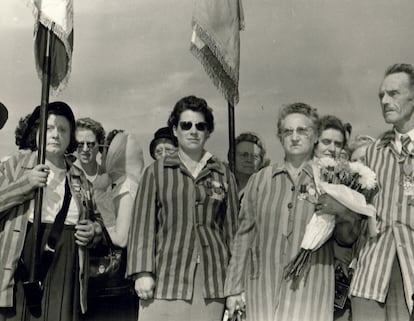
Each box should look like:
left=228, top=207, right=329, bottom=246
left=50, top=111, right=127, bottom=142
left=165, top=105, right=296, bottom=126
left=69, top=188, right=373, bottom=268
left=26, top=0, right=73, bottom=93
left=191, top=0, right=244, bottom=104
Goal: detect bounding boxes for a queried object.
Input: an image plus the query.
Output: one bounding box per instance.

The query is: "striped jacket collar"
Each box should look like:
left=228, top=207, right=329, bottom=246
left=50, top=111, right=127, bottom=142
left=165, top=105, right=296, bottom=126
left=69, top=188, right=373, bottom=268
left=162, top=152, right=225, bottom=175
left=271, top=160, right=314, bottom=178
left=376, top=129, right=407, bottom=160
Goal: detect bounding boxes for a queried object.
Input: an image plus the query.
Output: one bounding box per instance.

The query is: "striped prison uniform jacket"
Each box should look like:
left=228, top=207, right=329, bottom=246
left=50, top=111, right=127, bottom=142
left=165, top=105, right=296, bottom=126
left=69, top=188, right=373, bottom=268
left=224, top=163, right=335, bottom=321
left=127, top=154, right=239, bottom=299
left=351, top=130, right=414, bottom=312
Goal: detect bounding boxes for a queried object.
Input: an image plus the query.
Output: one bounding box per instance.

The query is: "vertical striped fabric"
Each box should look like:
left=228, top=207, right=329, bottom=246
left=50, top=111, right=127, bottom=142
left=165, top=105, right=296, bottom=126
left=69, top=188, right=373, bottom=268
left=224, top=163, right=334, bottom=321
left=127, top=154, right=239, bottom=300
left=350, top=131, right=414, bottom=313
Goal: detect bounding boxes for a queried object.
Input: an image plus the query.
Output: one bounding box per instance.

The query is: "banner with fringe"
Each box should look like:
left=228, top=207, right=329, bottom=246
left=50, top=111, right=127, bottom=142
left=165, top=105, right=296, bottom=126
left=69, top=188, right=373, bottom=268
left=26, top=0, right=73, bottom=94
left=191, top=0, right=244, bottom=104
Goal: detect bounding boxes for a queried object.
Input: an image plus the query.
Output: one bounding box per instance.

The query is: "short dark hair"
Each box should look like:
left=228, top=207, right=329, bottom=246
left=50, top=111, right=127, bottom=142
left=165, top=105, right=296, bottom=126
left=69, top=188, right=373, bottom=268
left=317, top=115, right=351, bottom=148
left=277, top=102, right=319, bottom=139
left=76, top=117, right=106, bottom=153
left=15, top=113, right=37, bottom=151
left=167, top=95, right=214, bottom=133
left=384, top=63, right=414, bottom=88
left=22, top=101, right=78, bottom=154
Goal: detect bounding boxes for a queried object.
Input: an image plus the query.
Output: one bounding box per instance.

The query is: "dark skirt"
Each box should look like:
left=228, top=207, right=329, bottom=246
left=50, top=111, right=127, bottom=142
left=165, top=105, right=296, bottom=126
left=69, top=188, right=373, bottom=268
left=0, top=223, right=79, bottom=321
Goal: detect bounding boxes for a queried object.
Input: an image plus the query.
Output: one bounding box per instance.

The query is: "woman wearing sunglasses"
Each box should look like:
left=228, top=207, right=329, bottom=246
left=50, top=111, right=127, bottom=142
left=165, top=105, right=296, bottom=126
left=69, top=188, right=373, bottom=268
left=75, top=117, right=106, bottom=184
left=127, top=95, right=239, bottom=321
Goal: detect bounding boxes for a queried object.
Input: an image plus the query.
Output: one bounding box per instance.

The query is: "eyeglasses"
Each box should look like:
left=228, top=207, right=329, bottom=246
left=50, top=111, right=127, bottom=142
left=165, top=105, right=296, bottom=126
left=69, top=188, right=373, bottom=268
left=179, top=121, right=208, bottom=132
left=154, top=146, right=177, bottom=158
left=76, top=141, right=97, bottom=150
left=237, top=151, right=261, bottom=161
left=280, top=126, right=313, bottom=138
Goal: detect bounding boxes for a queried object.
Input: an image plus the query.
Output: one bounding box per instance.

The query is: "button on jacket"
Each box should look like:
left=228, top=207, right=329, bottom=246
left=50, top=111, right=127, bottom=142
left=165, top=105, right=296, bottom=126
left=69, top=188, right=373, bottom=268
left=127, top=154, right=239, bottom=299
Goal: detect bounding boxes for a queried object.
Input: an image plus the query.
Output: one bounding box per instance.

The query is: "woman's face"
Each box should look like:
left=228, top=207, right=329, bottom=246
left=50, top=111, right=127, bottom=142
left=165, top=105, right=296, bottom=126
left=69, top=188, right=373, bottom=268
left=315, top=128, right=345, bottom=159
left=154, top=139, right=177, bottom=160
left=42, top=114, right=71, bottom=158
left=75, top=128, right=99, bottom=166
left=235, top=141, right=262, bottom=175
left=173, top=110, right=209, bottom=154
left=351, top=145, right=368, bottom=163
left=280, top=113, right=317, bottom=160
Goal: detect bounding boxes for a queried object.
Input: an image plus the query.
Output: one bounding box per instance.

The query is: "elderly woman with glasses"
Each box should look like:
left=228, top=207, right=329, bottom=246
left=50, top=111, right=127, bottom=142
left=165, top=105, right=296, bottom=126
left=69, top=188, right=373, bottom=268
left=127, top=95, right=239, bottom=321
left=225, top=103, right=338, bottom=321
left=231, top=132, right=269, bottom=198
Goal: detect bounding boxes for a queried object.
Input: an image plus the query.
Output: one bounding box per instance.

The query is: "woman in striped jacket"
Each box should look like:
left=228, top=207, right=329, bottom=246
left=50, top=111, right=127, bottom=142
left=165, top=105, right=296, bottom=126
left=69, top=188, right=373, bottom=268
left=127, top=95, right=239, bottom=321
left=0, top=102, right=103, bottom=321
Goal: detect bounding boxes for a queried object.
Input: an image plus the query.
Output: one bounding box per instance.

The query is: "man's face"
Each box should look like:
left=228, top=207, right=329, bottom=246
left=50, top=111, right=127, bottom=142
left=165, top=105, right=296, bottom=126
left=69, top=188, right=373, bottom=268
left=379, top=72, right=414, bottom=128
left=75, top=128, right=99, bottom=165
left=235, top=141, right=262, bottom=175
left=280, top=113, right=317, bottom=159
left=314, top=128, right=345, bottom=159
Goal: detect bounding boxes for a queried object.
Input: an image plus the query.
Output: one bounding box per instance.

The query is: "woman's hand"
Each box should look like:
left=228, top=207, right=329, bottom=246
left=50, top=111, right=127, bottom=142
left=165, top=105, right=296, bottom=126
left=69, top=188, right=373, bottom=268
left=225, top=292, right=246, bottom=320
left=134, top=272, right=155, bottom=300
left=26, top=164, right=49, bottom=189
left=74, top=219, right=97, bottom=246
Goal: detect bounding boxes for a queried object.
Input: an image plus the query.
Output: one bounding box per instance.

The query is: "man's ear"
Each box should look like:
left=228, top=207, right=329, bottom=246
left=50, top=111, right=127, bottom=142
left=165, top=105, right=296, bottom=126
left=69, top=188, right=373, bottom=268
left=173, top=126, right=177, bottom=137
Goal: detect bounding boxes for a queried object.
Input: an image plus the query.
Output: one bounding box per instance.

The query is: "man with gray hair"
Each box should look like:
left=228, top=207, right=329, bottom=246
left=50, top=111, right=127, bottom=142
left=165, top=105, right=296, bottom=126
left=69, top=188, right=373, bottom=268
left=350, top=63, right=414, bottom=321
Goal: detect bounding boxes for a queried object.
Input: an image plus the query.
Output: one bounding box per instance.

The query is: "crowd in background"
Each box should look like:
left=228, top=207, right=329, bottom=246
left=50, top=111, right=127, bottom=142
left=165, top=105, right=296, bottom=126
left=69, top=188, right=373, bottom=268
left=0, top=62, right=414, bottom=321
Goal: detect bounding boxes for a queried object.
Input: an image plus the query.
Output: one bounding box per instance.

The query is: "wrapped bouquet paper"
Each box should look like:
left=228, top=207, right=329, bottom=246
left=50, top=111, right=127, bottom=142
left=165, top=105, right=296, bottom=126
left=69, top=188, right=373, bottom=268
left=283, top=157, right=378, bottom=282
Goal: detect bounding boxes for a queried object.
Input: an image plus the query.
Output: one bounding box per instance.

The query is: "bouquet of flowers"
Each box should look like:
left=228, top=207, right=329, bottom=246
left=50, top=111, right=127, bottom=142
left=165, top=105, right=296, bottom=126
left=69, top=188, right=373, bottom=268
left=283, top=157, right=378, bottom=282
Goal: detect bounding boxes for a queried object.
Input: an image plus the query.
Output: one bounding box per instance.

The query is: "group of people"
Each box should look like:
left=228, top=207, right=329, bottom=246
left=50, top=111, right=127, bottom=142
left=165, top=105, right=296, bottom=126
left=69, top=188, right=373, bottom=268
left=0, top=62, right=413, bottom=321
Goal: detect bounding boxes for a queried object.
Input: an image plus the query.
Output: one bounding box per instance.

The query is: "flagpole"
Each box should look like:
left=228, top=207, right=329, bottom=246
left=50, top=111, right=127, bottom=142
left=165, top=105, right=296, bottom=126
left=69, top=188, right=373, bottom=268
left=28, top=22, right=55, bottom=293
left=228, top=99, right=236, bottom=173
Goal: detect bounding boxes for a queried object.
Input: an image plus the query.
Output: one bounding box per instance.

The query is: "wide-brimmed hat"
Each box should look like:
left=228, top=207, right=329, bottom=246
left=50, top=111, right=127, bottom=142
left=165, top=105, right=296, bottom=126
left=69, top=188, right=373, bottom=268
left=24, top=101, right=77, bottom=153
left=149, top=126, right=177, bottom=159
left=0, top=102, right=8, bottom=129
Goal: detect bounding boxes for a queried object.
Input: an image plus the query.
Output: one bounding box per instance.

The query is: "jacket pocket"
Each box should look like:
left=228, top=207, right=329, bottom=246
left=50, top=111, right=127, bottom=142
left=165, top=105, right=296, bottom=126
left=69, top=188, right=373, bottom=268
left=249, top=246, right=260, bottom=280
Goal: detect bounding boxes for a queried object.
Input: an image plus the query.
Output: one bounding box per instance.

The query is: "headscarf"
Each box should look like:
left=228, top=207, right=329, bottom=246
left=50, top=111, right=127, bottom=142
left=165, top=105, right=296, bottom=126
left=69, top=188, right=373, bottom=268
left=94, top=132, right=143, bottom=228
left=105, top=132, right=143, bottom=186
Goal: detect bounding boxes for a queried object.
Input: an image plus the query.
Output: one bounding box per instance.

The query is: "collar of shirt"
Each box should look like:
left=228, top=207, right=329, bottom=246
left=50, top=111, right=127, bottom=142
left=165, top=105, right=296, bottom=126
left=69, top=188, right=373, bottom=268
left=271, top=159, right=314, bottom=178
left=394, top=128, right=414, bottom=153
left=163, top=152, right=224, bottom=176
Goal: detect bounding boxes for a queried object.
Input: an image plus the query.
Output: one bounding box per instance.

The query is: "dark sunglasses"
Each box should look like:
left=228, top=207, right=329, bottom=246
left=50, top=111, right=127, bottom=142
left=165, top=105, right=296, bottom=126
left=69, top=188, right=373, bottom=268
left=179, top=121, right=208, bottom=131
left=76, top=141, right=97, bottom=149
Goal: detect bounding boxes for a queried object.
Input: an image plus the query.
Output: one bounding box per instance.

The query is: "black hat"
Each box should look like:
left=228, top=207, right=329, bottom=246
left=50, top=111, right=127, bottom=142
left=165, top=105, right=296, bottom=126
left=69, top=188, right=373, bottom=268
left=24, top=101, right=77, bottom=153
left=149, top=126, right=177, bottom=159
left=0, top=102, right=8, bottom=129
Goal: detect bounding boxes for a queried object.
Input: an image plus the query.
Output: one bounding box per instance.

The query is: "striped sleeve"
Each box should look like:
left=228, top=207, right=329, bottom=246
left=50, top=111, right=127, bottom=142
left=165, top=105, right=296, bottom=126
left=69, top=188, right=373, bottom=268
left=127, top=162, right=158, bottom=277
left=224, top=168, right=264, bottom=296
left=223, top=165, right=240, bottom=247
left=0, top=153, right=36, bottom=215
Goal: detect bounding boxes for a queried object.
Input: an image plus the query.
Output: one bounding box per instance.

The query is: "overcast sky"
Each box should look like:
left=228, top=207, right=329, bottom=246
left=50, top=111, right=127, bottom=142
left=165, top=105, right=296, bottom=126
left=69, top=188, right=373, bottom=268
left=1, top=0, right=414, bottom=165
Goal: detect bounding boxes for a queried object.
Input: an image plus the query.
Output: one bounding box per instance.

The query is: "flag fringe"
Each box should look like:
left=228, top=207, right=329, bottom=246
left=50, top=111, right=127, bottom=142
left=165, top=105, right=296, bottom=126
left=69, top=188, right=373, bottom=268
left=190, top=21, right=239, bottom=104
left=26, top=0, right=73, bottom=95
